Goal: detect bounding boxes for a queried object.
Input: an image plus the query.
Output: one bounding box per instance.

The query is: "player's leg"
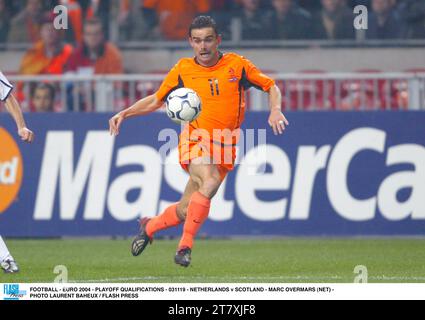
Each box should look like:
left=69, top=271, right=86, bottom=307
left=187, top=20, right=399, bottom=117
left=175, top=178, right=200, bottom=220
left=0, top=236, right=12, bottom=263
left=0, top=236, right=19, bottom=273
left=146, top=178, right=199, bottom=236
left=175, top=158, right=223, bottom=267
left=130, top=178, right=199, bottom=256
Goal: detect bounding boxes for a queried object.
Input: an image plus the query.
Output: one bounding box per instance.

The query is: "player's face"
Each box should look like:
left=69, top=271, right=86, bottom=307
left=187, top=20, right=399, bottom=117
left=189, top=27, right=221, bottom=67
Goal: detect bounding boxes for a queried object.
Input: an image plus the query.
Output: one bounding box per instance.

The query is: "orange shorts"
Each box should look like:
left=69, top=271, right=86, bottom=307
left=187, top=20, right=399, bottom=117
left=178, top=132, right=236, bottom=180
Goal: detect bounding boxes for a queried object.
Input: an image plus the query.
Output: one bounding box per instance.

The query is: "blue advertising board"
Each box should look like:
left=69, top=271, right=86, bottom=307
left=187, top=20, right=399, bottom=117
left=0, top=111, right=424, bottom=237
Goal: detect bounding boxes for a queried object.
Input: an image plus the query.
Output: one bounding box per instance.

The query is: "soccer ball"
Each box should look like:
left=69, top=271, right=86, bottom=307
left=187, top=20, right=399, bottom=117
left=166, top=88, right=201, bottom=124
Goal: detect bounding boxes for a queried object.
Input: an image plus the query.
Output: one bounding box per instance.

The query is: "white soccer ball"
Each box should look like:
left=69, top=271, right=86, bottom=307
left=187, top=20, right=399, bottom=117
left=166, top=88, right=201, bottom=124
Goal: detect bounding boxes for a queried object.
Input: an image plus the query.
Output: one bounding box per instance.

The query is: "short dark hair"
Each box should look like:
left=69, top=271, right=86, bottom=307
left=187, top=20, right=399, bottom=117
left=188, top=16, right=219, bottom=37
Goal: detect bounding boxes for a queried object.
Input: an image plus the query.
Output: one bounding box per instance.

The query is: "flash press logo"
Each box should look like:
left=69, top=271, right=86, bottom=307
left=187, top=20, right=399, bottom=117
left=3, top=284, right=27, bottom=300
left=0, top=128, right=23, bottom=214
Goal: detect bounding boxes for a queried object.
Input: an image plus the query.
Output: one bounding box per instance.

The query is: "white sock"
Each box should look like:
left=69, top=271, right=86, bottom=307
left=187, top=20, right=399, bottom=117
left=0, top=236, right=13, bottom=262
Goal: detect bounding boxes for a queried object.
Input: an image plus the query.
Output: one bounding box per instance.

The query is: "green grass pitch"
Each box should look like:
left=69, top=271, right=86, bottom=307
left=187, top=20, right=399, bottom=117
left=1, top=238, right=425, bottom=283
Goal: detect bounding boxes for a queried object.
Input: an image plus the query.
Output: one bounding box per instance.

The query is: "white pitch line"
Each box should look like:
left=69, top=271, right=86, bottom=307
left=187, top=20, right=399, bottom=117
left=370, top=276, right=425, bottom=281
left=70, top=276, right=343, bottom=283
left=69, top=275, right=425, bottom=283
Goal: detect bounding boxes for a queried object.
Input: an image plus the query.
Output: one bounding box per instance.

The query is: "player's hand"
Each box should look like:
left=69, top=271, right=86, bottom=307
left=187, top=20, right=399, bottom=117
left=18, top=127, right=34, bottom=143
left=268, top=109, right=289, bottom=135
left=109, top=113, right=124, bottom=136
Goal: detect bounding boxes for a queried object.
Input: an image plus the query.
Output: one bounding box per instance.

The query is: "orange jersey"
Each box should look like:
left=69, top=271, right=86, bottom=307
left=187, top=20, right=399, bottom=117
left=156, top=52, right=275, bottom=141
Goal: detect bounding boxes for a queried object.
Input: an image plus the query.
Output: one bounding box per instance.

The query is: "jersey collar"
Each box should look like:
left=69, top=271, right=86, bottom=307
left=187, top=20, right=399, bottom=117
left=194, top=51, right=224, bottom=68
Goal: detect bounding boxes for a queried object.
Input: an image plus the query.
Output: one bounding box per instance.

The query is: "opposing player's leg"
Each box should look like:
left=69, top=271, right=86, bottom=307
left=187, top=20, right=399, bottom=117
left=175, top=158, right=224, bottom=267
left=0, top=236, right=19, bottom=273
left=131, top=178, right=199, bottom=256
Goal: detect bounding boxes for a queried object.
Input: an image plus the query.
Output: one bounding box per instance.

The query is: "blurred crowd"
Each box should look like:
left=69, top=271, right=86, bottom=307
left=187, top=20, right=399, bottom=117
left=0, top=1, right=124, bottom=112
left=0, top=0, right=424, bottom=44
left=0, top=0, right=423, bottom=112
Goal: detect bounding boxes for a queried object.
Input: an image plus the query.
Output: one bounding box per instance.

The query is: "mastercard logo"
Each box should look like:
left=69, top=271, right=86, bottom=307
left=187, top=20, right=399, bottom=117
left=0, top=127, right=23, bottom=214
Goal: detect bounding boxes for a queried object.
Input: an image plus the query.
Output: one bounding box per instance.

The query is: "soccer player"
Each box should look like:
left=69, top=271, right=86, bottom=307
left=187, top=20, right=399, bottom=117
left=0, top=71, right=34, bottom=273
left=109, top=16, right=288, bottom=267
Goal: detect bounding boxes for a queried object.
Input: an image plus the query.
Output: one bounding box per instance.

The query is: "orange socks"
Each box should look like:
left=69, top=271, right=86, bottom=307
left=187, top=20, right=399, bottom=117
left=146, top=203, right=181, bottom=238
left=145, top=193, right=211, bottom=249
left=178, top=191, right=211, bottom=250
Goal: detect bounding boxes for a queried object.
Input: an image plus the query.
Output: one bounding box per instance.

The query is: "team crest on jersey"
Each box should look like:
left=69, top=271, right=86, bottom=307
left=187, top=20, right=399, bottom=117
left=228, top=68, right=239, bottom=82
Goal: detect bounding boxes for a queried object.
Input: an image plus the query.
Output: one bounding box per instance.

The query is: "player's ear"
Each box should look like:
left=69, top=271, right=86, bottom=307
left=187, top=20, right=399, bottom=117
left=188, top=36, right=194, bottom=48
left=216, top=34, right=222, bottom=46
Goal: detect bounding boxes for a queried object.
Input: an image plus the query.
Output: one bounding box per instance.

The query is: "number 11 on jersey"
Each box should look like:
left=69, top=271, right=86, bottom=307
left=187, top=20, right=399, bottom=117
left=208, top=78, right=220, bottom=96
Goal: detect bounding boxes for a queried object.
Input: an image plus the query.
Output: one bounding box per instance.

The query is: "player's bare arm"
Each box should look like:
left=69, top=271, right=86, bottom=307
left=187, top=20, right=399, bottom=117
left=267, top=84, right=289, bottom=135
left=109, top=94, right=164, bottom=136
left=4, top=94, right=34, bottom=143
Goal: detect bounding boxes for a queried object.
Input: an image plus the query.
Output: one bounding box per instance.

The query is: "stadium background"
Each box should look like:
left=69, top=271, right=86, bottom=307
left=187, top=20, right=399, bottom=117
left=0, top=0, right=425, bottom=283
